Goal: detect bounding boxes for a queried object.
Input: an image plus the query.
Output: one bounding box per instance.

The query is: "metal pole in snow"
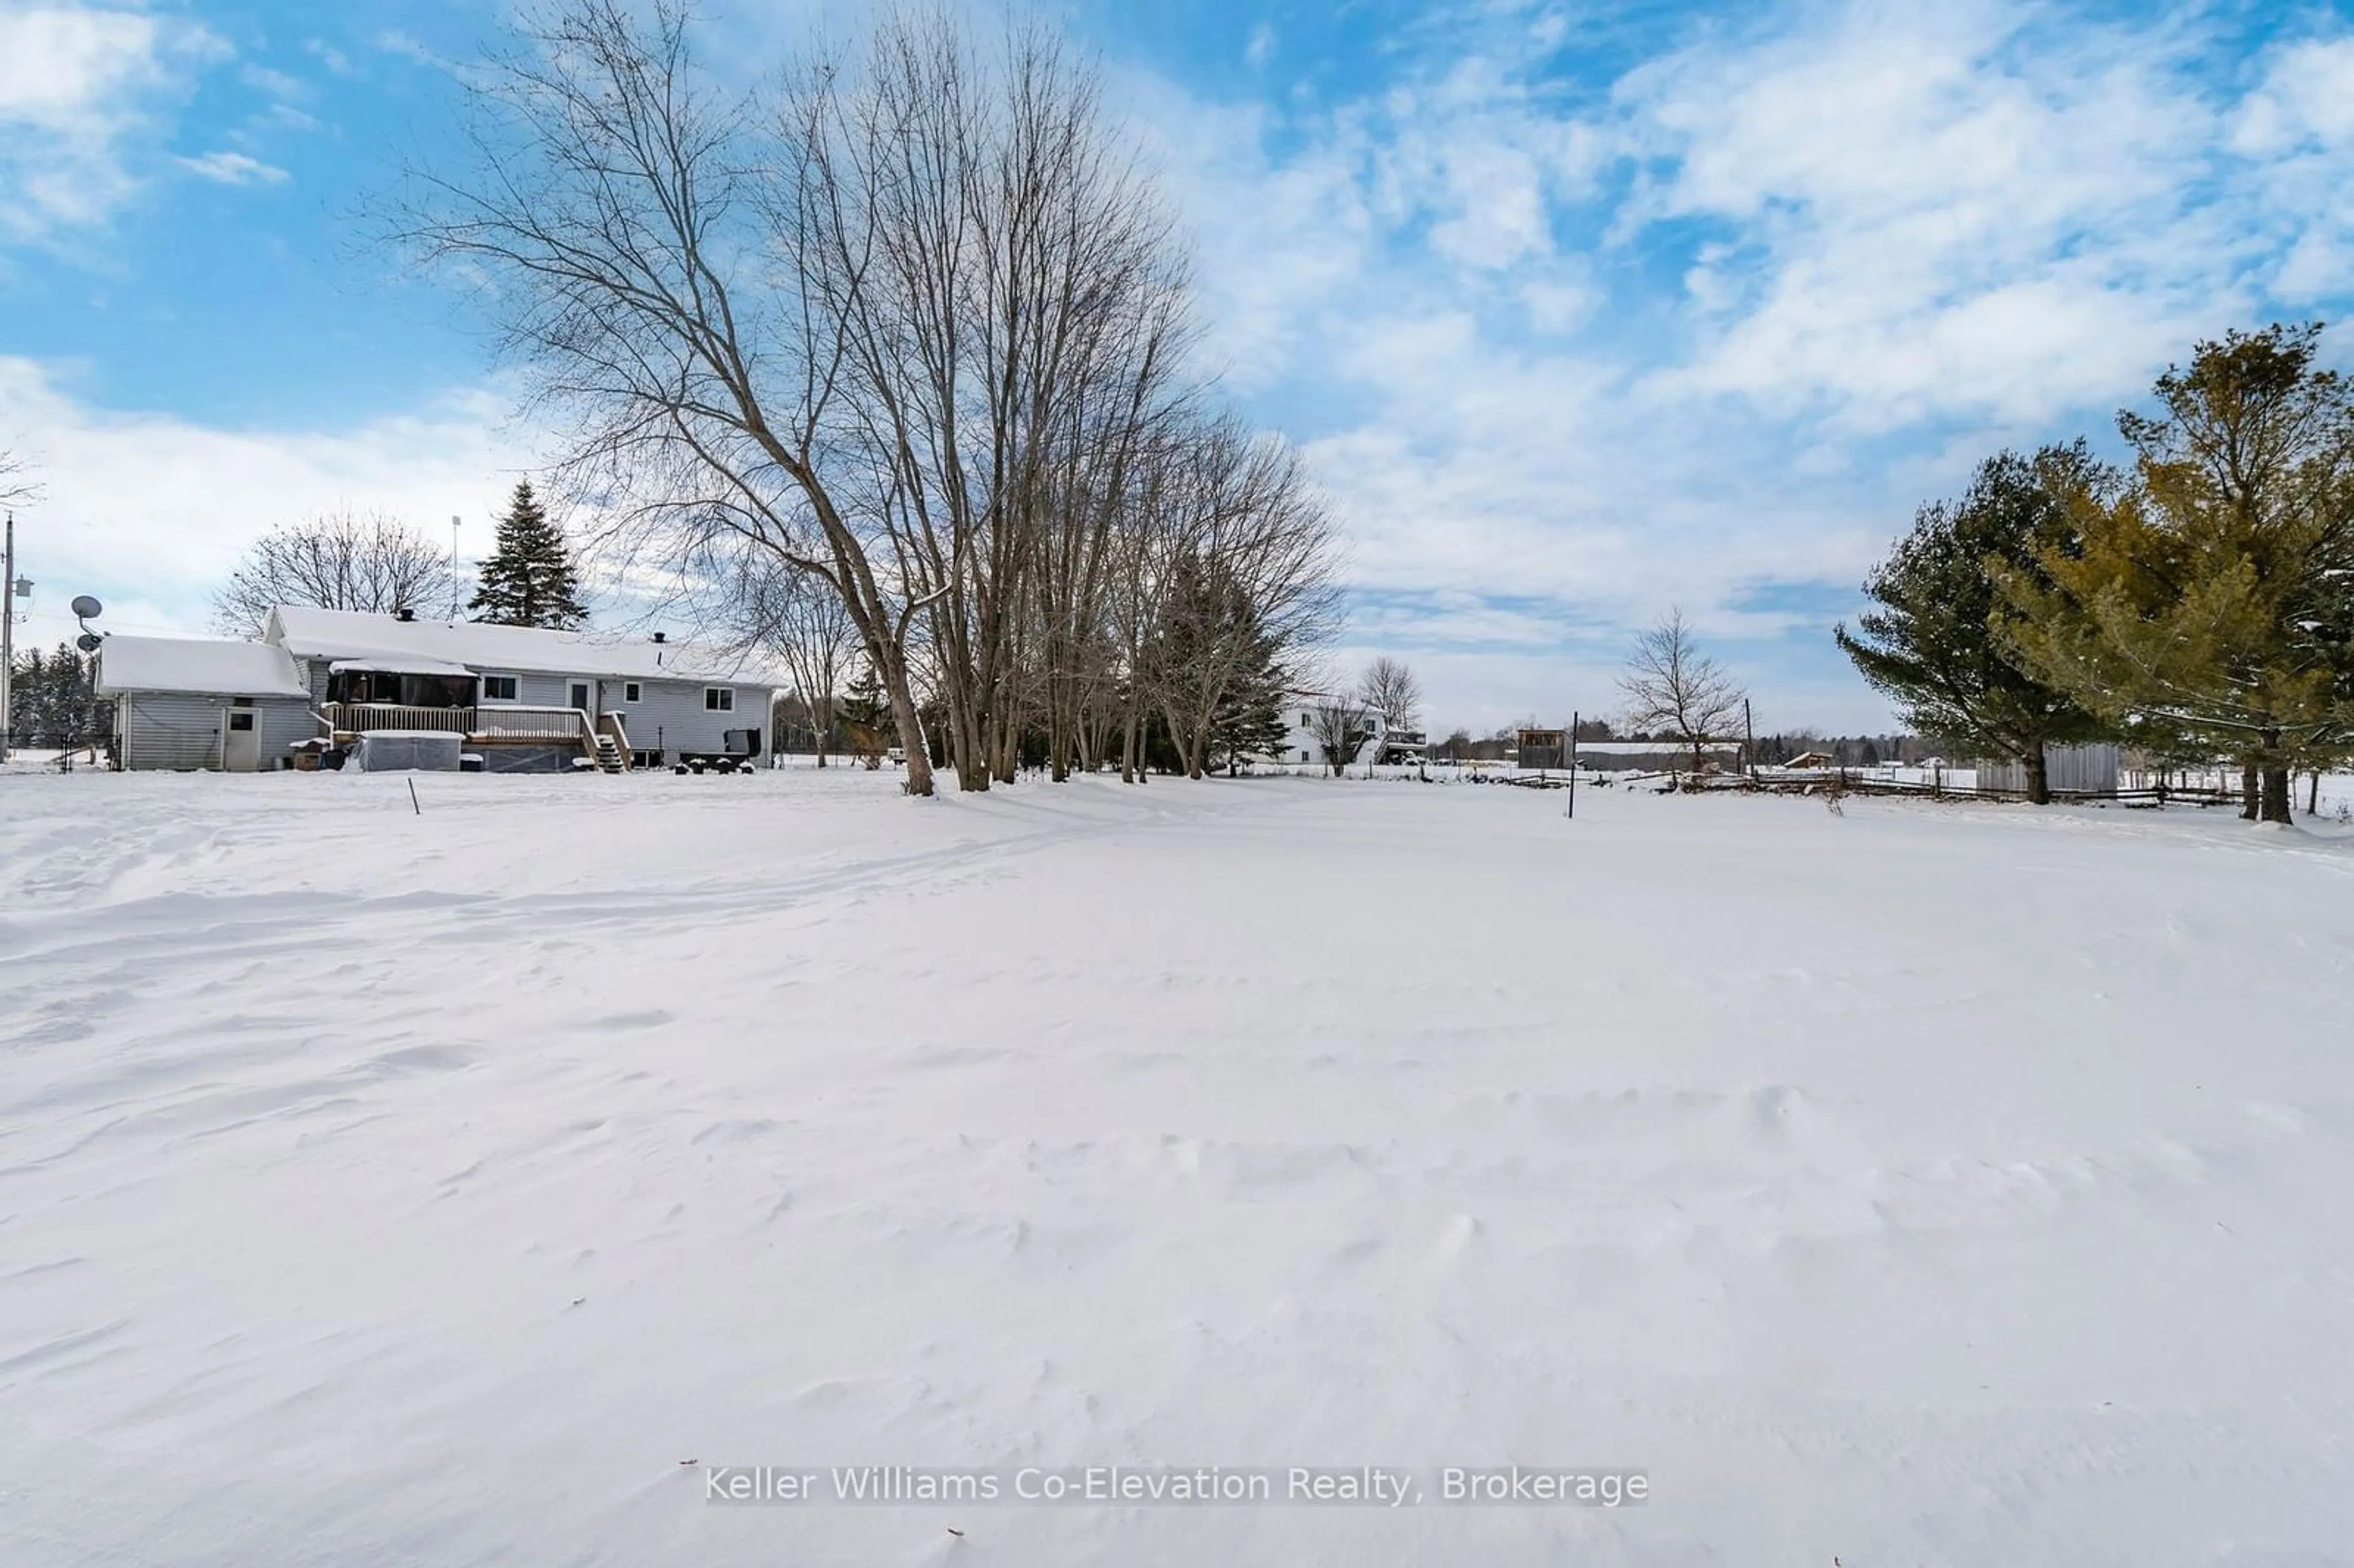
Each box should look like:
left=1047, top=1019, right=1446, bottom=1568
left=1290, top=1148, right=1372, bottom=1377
left=1566, top=712, right=1578, bottom=820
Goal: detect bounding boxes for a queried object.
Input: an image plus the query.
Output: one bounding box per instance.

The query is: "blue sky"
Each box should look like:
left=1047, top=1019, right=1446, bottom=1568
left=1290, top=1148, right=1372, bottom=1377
left=4, top=0, right=2352, bottom=733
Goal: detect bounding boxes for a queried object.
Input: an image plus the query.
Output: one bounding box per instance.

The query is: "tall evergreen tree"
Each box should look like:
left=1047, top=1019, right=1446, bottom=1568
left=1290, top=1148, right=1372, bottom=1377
left=1997, top=324, right=2354, bottom=824
left=1210, top=639, right=1290, bottom=775
left=6, top=645, right=45, bottom=745
left=468, top=481, right=587, bottom=628
left=50, top=642, right=104, bottom=749
left=1834, top=443, right=2115, bottom=804
left=836, top=661, right=890, bottom=768
left=1146, top=549, right=1296, bottom=780
left=8, top=642, right=104, bottom=749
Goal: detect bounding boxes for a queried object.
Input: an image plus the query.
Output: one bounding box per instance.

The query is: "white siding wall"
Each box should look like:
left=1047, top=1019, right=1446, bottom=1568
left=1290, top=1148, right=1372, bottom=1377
left=604, top=677, right=758, bottom=759
left=118, top=694, right=316, bottom=771
left=1275, top=703, right=1385, bottom=768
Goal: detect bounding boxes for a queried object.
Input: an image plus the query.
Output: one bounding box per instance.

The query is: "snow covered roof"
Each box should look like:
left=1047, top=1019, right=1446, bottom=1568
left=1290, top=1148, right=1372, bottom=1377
left=94, top=635, right=311, bottom=698
left=266, top=607, right=775, bottom=686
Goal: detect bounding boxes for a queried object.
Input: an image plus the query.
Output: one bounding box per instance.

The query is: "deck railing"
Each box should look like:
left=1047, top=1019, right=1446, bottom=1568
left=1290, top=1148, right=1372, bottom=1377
left=322, top=702, right=472, bottom=734
left=471, top=706, right=596, bottom=744
left=322, top=702, right=627, bottom=766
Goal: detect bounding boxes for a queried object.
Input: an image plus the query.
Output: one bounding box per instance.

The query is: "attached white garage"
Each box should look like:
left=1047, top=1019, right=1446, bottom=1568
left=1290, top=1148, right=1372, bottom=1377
left=94, top=636, right=317, bottom=772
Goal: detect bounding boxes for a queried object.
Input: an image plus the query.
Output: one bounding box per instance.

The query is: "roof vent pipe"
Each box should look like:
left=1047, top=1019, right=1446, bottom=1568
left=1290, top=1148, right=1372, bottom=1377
left=397, top=607, right=416, bottom=623
left=652, top=631, right=667, bottom=644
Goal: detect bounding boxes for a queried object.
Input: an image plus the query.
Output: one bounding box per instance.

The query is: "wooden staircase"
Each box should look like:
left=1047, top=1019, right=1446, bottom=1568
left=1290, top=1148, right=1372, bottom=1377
left=590, top=712, right=632, bottom=773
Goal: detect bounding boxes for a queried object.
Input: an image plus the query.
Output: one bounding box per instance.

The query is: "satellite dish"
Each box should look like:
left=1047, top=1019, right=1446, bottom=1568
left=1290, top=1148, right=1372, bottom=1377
left=77, top=632, right=102, bottom=653
left=71, top=595, right=103, bottom=618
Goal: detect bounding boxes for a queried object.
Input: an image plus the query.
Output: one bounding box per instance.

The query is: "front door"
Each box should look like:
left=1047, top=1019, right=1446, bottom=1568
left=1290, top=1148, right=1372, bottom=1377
left=569, top=680, right=592, bottom=715
left=221, top=708, right=262, bottom=772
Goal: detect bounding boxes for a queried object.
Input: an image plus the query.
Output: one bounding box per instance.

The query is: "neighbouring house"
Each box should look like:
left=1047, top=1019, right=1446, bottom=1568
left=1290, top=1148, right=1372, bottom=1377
left=97, top=607, right=776, bottom=772
left=1975, top=742, right=2120, bottom=797
left=1267, top=692, right=1388, bottom=769
left=1784, top=750, right=1838, bottom=769
left=94, top=636, right=317, bottom=772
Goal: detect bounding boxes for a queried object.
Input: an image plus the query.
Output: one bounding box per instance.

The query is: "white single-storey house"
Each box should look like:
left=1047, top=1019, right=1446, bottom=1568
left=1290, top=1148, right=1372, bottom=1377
left=97, top=607, right=777, bottom=772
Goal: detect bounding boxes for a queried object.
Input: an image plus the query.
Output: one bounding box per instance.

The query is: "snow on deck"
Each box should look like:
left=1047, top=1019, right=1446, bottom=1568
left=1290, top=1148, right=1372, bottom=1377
left=2, top=770, right=2352, bottom=1564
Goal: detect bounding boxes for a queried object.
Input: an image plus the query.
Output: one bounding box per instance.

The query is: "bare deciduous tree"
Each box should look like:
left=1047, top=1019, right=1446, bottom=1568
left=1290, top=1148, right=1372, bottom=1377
left=392, top=1, right=1334, bottom=796
left=723, top=555, right=856, bottom=766
left=1619, top=609, right=1747, bottom=774
left=1, top=449, right=36, bottom=506
left=393, top=0, right=941, bottom=793
left=1146, top=420, right=1339, bottom=779
left=213, top=511, right=456, bottom=635
left=1359, top=656, right=1422, bottom=733
left=1307, top=688, right=1373, bottom=778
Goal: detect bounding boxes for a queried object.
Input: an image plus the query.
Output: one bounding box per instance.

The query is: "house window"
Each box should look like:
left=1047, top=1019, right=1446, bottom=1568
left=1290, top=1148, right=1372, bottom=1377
left=623, top=682, right=641, bottom=703
left=704, top=688, right=734, bottom=712
left=482, top=674, right=520, bottom=701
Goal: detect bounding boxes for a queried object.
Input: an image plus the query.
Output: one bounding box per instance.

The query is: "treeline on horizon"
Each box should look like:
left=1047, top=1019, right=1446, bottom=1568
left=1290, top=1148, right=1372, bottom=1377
left=1837, top=321, right=2354, bottom=820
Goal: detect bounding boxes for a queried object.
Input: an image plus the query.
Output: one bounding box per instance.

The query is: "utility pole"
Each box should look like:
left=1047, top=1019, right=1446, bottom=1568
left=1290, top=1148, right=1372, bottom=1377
left=2, top=514, right=15, bottom=764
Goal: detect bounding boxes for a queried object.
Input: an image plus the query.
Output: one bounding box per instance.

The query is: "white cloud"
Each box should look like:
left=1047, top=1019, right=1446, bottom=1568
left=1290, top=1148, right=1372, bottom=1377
left=2233, top=36, right=2354, bottom=153
left=237, top=62, right=310, bottom=102
left=1116, top=0, right=2354, bottom=730
left=0, top=1, right=224, bottom=237
left=2232, top=36, right=2354, bottom=305
left=175, top=149, right=289, bottom=186
left=374, top=29, right=446, bottom=69
left=302, top=38, right=357, bottom=78
left=1613, top=1, right=2258, bottom=429
left=0, top=356, right=543, bottom=645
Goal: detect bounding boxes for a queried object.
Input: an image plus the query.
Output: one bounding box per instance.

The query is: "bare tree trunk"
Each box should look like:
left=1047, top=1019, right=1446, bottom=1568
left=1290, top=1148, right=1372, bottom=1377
left=2240, top=759, right=2259, bottom=820
left=994, top=698, right=1019, bottom=783
left=879, top=647, right=935, bottom=797
left=1123, top=704, right=1147, bottom=782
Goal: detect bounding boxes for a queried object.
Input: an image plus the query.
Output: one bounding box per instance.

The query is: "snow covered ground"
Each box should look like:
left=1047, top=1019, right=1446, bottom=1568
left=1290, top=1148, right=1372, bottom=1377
left=4, top=768, right=2352, bottom=1566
